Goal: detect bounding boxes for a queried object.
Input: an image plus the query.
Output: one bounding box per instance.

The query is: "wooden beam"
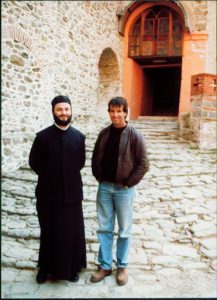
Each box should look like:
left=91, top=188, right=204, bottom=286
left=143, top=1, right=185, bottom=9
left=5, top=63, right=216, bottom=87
left=142, top=63, right=181, bottom=68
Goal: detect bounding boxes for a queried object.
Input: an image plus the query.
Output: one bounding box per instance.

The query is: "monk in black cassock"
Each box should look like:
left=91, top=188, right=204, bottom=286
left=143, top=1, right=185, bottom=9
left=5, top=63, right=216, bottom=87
left=29, top=95, right=86, bottom=284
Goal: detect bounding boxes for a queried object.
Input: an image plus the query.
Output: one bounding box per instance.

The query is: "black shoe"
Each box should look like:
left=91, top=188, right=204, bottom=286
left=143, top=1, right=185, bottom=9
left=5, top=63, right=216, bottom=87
left=36, top=269, right=48, bottom=284
left=68, top=274, right=79, bottom=282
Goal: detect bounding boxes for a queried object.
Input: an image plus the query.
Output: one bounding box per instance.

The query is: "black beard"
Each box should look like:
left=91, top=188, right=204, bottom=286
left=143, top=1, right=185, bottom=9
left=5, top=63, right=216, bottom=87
left=53, top=113, right=72, bottom=126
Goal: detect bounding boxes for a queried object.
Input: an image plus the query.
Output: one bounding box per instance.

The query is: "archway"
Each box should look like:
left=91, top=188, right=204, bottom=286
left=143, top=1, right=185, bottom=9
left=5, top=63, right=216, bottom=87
left=121, top=1, right=191, bottom=119
left=128, top=4, right=183, bottom=117
left=97, top=48, right=120, bottom=122
left=121, top=1, right=208, bottom=120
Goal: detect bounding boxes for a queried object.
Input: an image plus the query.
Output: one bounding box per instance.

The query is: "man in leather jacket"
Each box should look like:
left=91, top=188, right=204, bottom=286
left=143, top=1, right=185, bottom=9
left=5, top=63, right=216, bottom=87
left=90, top=97, right=149, bottom=285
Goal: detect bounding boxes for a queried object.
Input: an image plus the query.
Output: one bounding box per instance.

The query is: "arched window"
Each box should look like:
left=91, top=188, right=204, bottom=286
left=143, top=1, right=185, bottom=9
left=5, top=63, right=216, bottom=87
left=129, top=6, right=183, bottom=57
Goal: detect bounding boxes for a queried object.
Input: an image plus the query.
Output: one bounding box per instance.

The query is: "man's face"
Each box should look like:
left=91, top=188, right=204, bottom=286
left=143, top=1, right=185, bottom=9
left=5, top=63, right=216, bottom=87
left=53, top=103, right=72, bottom=126
left=109, top=105, right=127, bottom=128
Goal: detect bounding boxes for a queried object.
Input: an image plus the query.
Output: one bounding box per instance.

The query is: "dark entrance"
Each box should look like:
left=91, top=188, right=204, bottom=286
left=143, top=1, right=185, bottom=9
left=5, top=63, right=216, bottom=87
left=142, top=66, right=181, bottom=116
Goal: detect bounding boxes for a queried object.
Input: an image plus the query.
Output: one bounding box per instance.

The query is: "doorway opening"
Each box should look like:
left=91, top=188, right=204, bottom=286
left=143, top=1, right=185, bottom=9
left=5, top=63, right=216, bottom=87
left=142, top=66, right=181, bottom=116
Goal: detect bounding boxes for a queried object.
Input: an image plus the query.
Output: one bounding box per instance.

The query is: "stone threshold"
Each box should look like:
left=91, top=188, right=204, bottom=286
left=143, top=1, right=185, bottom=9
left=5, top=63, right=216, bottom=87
left=137, top=116, right=178, bottom=121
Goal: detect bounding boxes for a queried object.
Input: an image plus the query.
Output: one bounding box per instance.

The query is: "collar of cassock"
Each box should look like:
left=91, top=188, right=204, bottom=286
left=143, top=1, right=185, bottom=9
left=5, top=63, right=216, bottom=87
left=54, top=123, right=70, bottom=131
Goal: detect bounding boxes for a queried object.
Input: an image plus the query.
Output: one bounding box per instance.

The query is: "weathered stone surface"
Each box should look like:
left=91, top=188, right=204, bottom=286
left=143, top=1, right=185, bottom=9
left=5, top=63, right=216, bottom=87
left=175, top=215, right=198, bottom=224
left=10, top=55, right=24, bottom=66
left=151, top=255, right=184, bottom=266
left=157, top=268, right=181, bottom=276
left=179, top=262, right=208, bottom=270
left=10, top=282, right=39, bottom=296
left=143, top=241, right=162, bottom=250
left=1, top=119, right=217, bottom=297
left=5, top=246, right=35, bottom=260
left=199, top=247, right=216, bottom=258
left=15, top=260, right=36, bottom=269
left=90, top=243, right=99, bottom=253
left=191, top=221, right=216, bottom=237
left=199, top=238, right=216, bottom=250
left=7, top=221, right=26, bottom=229
left=1, top=267, right=20, bottom=283
left=2, top=18, right=217, bottom=293
left=162, top=244, right=198, bottom=258
left=128, top=253, right=148, bottom=265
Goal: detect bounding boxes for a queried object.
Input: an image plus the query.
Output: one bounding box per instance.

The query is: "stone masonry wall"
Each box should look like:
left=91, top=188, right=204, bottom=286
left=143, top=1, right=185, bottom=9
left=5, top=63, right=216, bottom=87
left=205, top=1, right=216, bottom=74
left=2, top=0, right=216, bottom=173
left=189, top=0, right=208, bottom=31
left=190, top=74, right=217, bottom=149
left=180, top=74, right=217, bottom=149
left=2, top=0, right=126, bottom=173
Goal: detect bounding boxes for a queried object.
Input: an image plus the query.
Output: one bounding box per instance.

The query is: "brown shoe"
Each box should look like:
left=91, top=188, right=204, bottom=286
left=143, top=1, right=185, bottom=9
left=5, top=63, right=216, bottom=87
left=116, top=268, right=128, bottom=286
left=90, top=268, right=112, bottom=283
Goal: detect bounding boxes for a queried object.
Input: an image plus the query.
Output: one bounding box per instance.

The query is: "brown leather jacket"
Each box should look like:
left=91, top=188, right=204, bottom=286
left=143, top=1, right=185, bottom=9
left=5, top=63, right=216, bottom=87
left=92, top=123, right=149, bottom=187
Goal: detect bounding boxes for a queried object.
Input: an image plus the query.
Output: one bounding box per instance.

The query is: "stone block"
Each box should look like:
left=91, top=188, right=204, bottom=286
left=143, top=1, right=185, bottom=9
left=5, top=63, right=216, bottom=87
left=207, top=111, right=217, bottom=119
left=128, top=253, right=148, bottom=264
left=7, top=221, right=26, bottom=229
left=1, top=256, right=17, bottom=267
left=157, top=268, right=181, bottom=276
left=151, top=255, right=183, bottom=266
left=162, top=244, right=198, bottom=258
left=178, top=262, right=208, bottom=270
left=202, top=111, right=208, bottom=118
left=6, top=246, right=35, bottom=260
left=15, top=260, right=36, bottom=269
left=10, top=282, right=39, bottom=295
left=199, top=246, right=217, bottom=258
left=90, top=243, right=99, bottom=253
left=175, top=215, right=198, bottom=224
left=1, top=267, right=20, bottom=283
left=191, top=221, right=216, bottom=237
left=143, top=241, right=162, bottom=250
left=199, top=238, right=217, bottom=250
left=10, top=55, right=24, bottom=66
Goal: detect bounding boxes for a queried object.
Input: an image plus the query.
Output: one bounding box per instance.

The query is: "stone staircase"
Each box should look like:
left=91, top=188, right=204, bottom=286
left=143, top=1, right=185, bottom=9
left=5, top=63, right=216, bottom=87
left=2, top=119, right=216, bottom=272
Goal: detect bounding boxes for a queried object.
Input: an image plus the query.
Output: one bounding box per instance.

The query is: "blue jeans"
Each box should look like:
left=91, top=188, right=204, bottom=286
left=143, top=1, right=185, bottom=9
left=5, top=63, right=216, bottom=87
left=96, top=181, right=135, bottom=270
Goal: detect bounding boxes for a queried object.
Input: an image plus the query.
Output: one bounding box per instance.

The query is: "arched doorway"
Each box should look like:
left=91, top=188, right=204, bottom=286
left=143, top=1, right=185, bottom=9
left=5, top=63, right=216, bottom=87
left=97, top=48, right=120, bottom=122
left=128, top=5, right=183, bottom=117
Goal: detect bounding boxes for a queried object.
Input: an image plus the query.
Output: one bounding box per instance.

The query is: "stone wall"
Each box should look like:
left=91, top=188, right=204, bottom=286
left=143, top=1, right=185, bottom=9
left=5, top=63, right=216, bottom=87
left=180, top=74, right=217, bottom=149
left=2, top=0, right=126, bottom=173
left=2, top=28, right=51, bottom=172
left=189, top=0, right=208, bottom=31
left=205, top=1, right=216, bottom=74
left=190, top=74, right=216, bottom=149
left=2, top=0, right=216, bottom=172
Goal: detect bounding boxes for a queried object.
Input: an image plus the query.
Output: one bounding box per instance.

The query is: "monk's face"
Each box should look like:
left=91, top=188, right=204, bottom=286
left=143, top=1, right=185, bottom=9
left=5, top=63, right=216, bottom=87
left=53, top=103, right=72, bottom=126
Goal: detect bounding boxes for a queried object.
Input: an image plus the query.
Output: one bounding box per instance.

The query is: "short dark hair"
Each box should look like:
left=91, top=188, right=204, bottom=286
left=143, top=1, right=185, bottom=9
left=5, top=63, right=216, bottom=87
left=108, top=97, right=128, bottom=115
left=51, top=95, right=71, bottom=111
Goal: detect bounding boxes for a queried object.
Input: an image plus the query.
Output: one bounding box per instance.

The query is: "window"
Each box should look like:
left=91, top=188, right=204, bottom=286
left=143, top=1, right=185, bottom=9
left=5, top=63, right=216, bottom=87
left=129, top=6, right=183, bottom=57
left=129, top=17, right=141, bottom=56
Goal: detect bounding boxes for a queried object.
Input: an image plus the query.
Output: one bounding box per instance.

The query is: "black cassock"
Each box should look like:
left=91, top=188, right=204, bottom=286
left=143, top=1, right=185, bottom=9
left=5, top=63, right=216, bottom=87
left=29, top=124, right=86, bottom=279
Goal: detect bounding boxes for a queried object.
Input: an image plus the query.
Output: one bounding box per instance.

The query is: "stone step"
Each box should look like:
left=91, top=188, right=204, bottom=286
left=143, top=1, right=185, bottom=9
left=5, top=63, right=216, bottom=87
left=2, top=168, right=215, bottom=202
left=2, top=120, right=216, bottom=271
left=131, top=123, right=179, bottom=128
left=137, top=116, right=178, bottom=121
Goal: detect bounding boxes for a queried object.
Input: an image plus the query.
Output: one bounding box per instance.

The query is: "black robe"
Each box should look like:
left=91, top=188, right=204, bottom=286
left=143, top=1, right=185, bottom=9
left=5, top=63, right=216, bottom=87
left=29, top=124, right=86, bottom=279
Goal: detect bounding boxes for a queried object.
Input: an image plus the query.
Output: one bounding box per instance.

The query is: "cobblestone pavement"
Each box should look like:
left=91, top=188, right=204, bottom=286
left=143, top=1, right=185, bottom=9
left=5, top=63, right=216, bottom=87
left=2, top=267, right=216, bottom=298
left=2, top=120, right=217, bottom=298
